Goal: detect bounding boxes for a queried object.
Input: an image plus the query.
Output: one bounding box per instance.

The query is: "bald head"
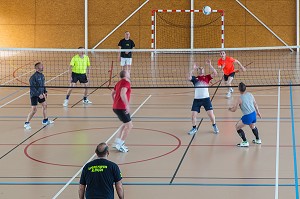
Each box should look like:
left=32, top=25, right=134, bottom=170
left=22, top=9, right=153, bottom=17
left=95, top=142, right=109, bottom=157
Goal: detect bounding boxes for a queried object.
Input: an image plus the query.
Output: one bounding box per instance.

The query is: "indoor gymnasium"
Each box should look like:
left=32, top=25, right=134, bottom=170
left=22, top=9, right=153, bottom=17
left=0, top=0, right=299, bottom=198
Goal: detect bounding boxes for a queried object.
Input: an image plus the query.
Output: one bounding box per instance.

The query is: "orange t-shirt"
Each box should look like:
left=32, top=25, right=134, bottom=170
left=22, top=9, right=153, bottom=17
left=217, top=56, right=236, bottom=75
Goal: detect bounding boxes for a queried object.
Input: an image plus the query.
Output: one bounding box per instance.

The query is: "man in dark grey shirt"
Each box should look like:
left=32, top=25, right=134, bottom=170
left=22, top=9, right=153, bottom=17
left=24, top=62, right=54, bottom=130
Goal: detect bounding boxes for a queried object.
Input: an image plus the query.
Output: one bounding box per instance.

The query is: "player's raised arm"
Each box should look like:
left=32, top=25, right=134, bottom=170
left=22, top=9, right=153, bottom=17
left=188, top=63, right=197, bottom=81
left=206, top=59, right=217, bottom=77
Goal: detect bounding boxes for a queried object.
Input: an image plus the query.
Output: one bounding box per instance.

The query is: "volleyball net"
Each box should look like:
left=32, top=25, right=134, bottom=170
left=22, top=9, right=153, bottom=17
left=0, top=46, right=299, bottom=89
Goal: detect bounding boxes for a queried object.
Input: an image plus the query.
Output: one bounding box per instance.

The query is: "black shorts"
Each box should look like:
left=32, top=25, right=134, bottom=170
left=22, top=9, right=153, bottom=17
left=191, top=97, right=213, bottom=113
left=31, top=96, right=46, bottom=106
left=223, top=72, right=235, bottom=81
left=71, top=72, right=88, bottom=83
left=113, top=109, right=131, bottom=123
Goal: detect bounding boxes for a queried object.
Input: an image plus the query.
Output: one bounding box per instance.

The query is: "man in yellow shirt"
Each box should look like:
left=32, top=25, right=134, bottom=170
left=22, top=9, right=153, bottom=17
left=63, top=47, right=92, bottom=107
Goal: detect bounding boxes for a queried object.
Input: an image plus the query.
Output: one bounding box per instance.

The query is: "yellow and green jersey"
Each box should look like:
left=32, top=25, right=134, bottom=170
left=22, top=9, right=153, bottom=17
left=70, top=54, right=90, bottom=74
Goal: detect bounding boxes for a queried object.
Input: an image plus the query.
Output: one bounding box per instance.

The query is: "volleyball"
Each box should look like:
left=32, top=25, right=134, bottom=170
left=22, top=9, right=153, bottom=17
left=203, top=6, right=212, bottom=15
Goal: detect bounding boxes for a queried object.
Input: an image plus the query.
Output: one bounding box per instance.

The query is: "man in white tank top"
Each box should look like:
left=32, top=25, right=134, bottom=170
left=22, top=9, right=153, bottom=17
left=228, top=82, right=262, bottom=147
left=187, top=60, right=219, bottom=135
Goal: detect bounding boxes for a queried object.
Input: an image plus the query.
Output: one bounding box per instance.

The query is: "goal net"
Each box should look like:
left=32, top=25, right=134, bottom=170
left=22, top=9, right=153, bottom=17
left=151, top=9, right=224, bottom=49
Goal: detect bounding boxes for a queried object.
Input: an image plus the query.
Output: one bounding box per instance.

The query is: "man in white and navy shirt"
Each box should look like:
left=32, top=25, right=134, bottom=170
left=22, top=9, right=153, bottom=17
left=188, top=60, right=219, bottom=135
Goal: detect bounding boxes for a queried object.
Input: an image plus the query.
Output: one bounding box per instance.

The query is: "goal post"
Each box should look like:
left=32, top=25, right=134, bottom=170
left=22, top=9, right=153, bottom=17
left=151, top=9, right=224, bottom=49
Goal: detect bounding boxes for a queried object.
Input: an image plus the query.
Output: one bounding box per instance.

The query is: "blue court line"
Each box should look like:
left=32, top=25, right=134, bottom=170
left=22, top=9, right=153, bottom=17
left=289, top=84, right=299, bottom=199
left=0, top=182, right=298, bottom=186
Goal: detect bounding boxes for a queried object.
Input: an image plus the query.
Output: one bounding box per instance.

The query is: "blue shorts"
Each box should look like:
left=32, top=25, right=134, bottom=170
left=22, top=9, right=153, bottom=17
left=241, top=111, right=257, bottom=125
left=191, top=97, right=213, bottom=113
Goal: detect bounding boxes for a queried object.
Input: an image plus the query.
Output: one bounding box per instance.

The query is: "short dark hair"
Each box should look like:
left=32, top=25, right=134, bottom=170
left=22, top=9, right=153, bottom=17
left=78, top=46, right=84, bottom=49
left=120, top=70, right=127, bottom=78
left=239, top=82, right=246, bottom=92
left=95, top=143, right=109, bottom=157
left=34, top=62, right=41, bottom=69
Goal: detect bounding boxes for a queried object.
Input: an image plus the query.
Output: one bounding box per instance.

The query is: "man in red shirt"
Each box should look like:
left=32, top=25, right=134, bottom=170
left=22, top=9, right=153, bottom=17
left=111, top=70, right=132, bottom=153
left=218, top=51, right=246, bottom=98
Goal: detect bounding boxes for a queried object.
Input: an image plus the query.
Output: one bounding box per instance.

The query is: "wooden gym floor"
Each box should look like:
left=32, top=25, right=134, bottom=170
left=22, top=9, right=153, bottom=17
left=0, top=83, right=300, bottom=199
left=0, top=52, right=300, bottom=198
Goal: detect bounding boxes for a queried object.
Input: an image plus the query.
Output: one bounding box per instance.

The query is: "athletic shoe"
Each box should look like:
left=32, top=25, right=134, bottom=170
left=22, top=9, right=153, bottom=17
left=237, top=141, right=249, bottom=147
left=63, top=99, right=69, bottom=107
left=226, top=92, right=231, bottom=98
left=252, top=139, right=262, bottom=144
left=42, top=119, right=54, bottom=125
left=212, top=124, right=219, bottom=134
left=83, top=99, right=92, bottom=104
left=112, top=142, right=128, bottom=149
left=24, top=122, right=31, bottom=130
left=116, top=143, right=129, bottom=153
left=188, top=128, right=197, bottom=135
left=229, top=87, right=234, bottom=93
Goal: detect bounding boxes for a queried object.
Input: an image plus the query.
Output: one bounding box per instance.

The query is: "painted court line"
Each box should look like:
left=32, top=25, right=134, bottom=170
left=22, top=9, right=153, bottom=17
left=0, top=70, right=68, bottom=109
left=275, top=70, right=280, bottom=199
left=289, top=84, right=299, bottom=199
left=52, top=95, right=152, bottom=199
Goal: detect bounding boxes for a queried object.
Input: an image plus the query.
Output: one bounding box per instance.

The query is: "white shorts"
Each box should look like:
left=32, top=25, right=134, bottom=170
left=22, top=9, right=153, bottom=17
left=120, top=57, right=132, bottom=66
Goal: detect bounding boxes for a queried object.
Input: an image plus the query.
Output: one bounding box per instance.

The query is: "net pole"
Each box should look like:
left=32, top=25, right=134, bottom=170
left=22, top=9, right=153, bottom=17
left=107, top=61, right=114, bottom=88
left=190, top=0, right=194, bottom=49
left=84, top=0, right=88, bottom=49
left=297, top=0, right=299, bottom=52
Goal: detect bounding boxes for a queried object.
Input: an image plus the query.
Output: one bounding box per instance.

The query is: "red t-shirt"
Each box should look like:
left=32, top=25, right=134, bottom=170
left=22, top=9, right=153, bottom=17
left=218, top=56, right=236, bottom=75
left=113, top=79, right=131, bottom=109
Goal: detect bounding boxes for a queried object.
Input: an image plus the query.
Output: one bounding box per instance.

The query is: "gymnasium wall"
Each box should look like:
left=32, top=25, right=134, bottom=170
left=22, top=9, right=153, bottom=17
left=0, top=0, right=296, bottom=48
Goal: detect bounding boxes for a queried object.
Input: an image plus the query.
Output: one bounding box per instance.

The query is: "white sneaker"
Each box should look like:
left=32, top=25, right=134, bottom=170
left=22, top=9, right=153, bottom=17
left=188, top=128, right=197, bottom=135
left=237, top=141, right=249, bottom=147
left=42, top=119, right=54, bottom=125
left=63, top=99, right=69, bottom=107
left=252, top=139, right=262, bottom=144
left=24, top=122, right=31, bottom=130
left=116, top=143, right=129, bottom=153
left=229, top=87, right=234, bottom=93
left=226, top=92, right=231, bottom=98
left=212, top=124, right=219, bottom=134
left=83, top=99, right=92, bottom=104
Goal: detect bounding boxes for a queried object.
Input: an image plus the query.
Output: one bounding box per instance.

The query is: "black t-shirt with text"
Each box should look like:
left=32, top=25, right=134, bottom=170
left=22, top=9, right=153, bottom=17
left=80, top=158, right=122, bottom=199
left=118, top=38, right=135, bottom=58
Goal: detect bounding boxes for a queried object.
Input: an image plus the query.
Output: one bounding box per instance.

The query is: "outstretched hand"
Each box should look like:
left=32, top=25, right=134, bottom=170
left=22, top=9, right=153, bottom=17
left=205, top=59, right=211, bottom=65
left=193, top=63, right=198, bottom=70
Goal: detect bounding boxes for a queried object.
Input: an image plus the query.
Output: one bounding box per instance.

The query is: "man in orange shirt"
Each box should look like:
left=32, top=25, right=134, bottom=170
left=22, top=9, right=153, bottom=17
left=218, top=51, right=246, bottom=98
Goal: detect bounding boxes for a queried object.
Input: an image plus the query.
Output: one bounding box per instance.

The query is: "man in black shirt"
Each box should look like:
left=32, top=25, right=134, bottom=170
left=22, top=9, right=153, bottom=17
left=79, top=143, right=124, bottom=199
left=24, top=62, right=54, bottom=130
left=118, top=31, right=135, bottom=74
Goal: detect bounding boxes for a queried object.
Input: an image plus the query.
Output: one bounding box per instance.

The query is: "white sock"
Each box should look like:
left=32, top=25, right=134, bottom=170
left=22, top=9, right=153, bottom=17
left=114, top=138, right=122, bottom=144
